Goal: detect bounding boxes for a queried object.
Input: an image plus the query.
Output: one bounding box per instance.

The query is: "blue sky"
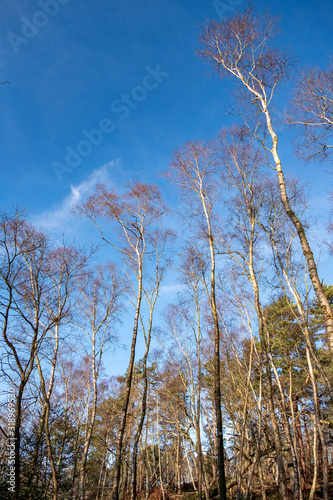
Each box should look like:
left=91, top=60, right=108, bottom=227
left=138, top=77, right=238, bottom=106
left=1, top=0, right=333, bottom=375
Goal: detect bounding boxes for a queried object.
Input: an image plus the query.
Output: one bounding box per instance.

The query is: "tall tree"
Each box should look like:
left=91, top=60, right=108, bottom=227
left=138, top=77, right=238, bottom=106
left=0, top=210, right=82, bottom=500
left=159, top=252, right=208, bottom=499
left=291, top=59, right=333, bottom=162
left=32, top=243, right=85, bottom=500
left=199, top=5, right=333, bottom=355
left=165, top=142, right=227, bottom=500
left=77, top=182, right=169, bottom=500
left=218, top=131, right=289, bottom=499
left=74, top=263, right=125, bottom=500
left=131, top=227, right=171, bottom=500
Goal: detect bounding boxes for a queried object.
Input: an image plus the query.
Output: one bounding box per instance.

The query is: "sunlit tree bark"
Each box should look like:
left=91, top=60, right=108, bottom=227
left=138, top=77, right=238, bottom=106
left=199, top=6, right=333, bottom=355
left=218, top=132, right=289, bottom=499
left=73, top=264, right=125, bottom=499
left=260, top=184, right=330, bottom=500
left=165, top=142, right=227, bottom=500
left=77, top=182, right=169, bottom=500
left=131, top=230, right=171, bottom=500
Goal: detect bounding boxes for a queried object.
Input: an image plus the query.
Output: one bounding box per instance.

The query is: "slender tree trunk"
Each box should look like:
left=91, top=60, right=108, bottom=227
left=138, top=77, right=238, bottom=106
left=268, top=231, right=332, bottom=393
left=132, top=284, right=158, bottom=500
left=78, top=339, right=100, bottom=499
left=185, top=446, right=196, bottom=491
left=56, top=389, right=72, bottom=477
left=236, top=335, right=254, bottom=500
left=212, top=404, right=218, bottom=487
left=200, top=188, right=227, bottom=500
left=195, top=418, right=203, bottom=500
left=101, top=462, right=108, bottom=500
left=96, top=444, right=107, bottom=500
left=210, top=259, right=227, bottom=500
left=247, top=225, right=288, bottom=500
left=202, top=457, right=210, bottom=500
left=261, top=104, right=333, bottom=354
left=305, top=345, right=329, bottom=500
left=257, top=456, right=267, bottom=500
left=309, top=415, right=318, bottom=500
left=131, top=374, right=149, bottom=500
left=71, top=425, right=82, bottom=499
left=176, top=422, right=181, bottom=493
left=244, top=455, right=256, bottom=499
left=302, top=411, right=312, bottom=479
left=156, top=392, right=165, bottom=500
left=195, top=291, right=204, bottom=500
left=44, top=404, right=58, bottom=500
left=257, top=312, right=288, bottom=500
left=269, top=243, right=329, bottom=499
left=12, top=369, right=36, bottom=499
left=291, top=394, right=307, bottom=490
left=225, top=67, right=333, bottom=353
left=13, top=385, right=23, bottom=500
left=266, top=349, right=301, bottom=500
left=124, top=430, right=132, bottom=497
left=35, top=324, right=60, bottom=500
left=145, top=398, right=150, bottom=500
left=112, top=261, right=143, bottom=500
left=27, top=405, right=46, bottom=497
left=6, top=346, right=35, bottom=500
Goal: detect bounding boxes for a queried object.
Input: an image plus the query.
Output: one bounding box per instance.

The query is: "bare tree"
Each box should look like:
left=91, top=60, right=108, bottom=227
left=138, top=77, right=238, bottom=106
left=0, top=210, right=81, bottom=499
left=165, top=141, right=227, bottom=500
left=73, top=263, right=125, bottom=500
left=131, top=228, right=172, bottom=500
left=260, top=182, right=330, bottom=500
left=199, top=5, right=333, bottom=355
left=32, top=244, right=85, bottom=500
left=158, top=249, right=208, bottom=499
left=77, top=182, right=169, bottom=500
left=291, top=59, right=333, bottom=161
left=217, top=131, right=290, bottom=499
left=178, top=247, right=210, bottom=500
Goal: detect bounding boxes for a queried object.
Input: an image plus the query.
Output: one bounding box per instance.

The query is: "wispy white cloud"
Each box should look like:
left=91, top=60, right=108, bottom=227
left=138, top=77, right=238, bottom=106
left=159, top=283, right=185, bottom=295
left=33, top=161, right=118, bottom=233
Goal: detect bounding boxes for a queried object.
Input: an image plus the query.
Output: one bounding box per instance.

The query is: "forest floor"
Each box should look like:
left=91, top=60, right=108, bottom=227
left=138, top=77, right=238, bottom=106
left=139, top=474, right=333, bottom=500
